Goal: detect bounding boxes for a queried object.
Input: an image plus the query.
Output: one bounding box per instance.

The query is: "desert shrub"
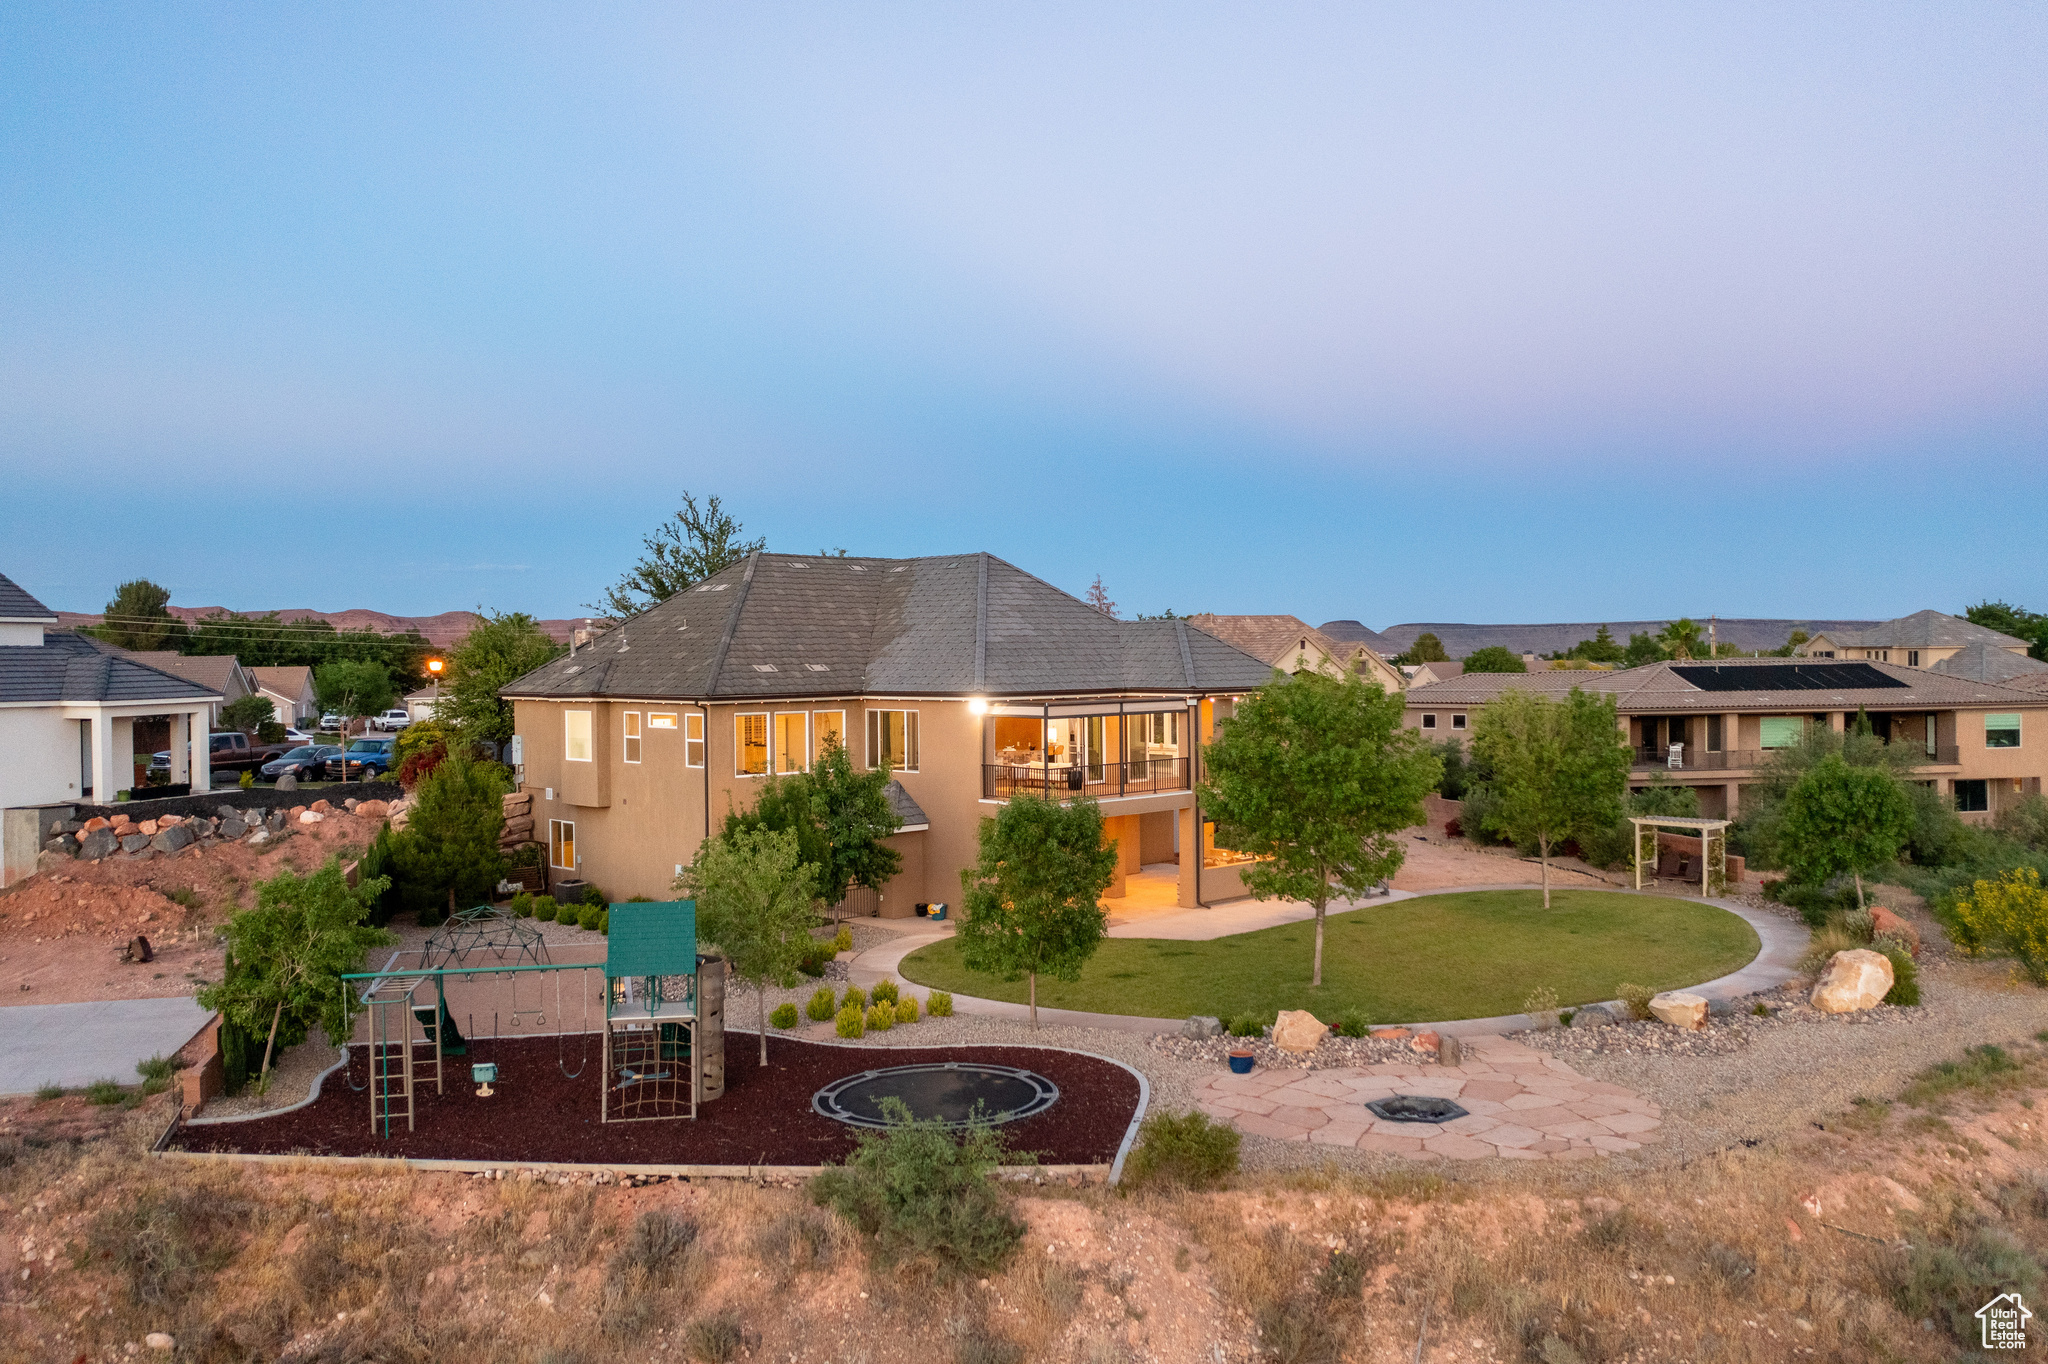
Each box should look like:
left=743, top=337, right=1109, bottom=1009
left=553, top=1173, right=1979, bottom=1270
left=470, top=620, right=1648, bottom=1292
left=136, top=1054, right=175, bottom=1095
left=90, top=1188, right=250, bottom=1305
left=1615, top=983, right=1655, bottom=1021
left=578, top=903, right=602, bottom=931
left=1521, top=985, right=1559, bottom=1017
left=796, top=937, right=835, bottom=977
left=1121, top=1110, right=1240, bottom=1191
left=1888, top=1217, right=2043, bottom=1347
left=85, top=1078, right=124, bottom=1105
left=1798, top=924, right=1865, bottom=975
left=752, top=1208, right=835, bottom=1274
left=1331, top=1008, right=1372, bottom=1038
left=835, top=1004, right=865, bottom=1039
left=532, top=895, right=558, bottom=923
left=806, top=987, right=838, bottom=1022
left=1840, top=908, right=1875, bottom=941
left=509, top=891, right=532, bottom=918
left=583, top=883, right=607, bottom=907
left=617, top=1209, right=698, bottom=1282
left=1949, top=867, right=2048, bottom=984
left=833, top=925, right=853, bottom=952
left=1994, top=793, right=2048, bottom=851
left=842, top=985, right=867, bottom=1011
left=34, top=1083, right=62, bottom=1102
left=1770, top=881, right=1833, bottom=927
left=927, top=990, right=954, bottom=1017
left=771, top=1002, right=800, bottom=1029
left=1576, top=820, right=1636, bottom=871
left=1876, top=939, right=1920, bottom=1006
left=895, top=996, right=919, bottom=1024
left=1901, top=1044, right=2023, bottom=1107
left=871, top=978, right=900, bottom=1005
left=866, top=1002, right=895, bottom=1032
left=809, top=1096, right=1028, bottom=1280
left=1583, top=1207, right=1637, bottom=1251
left=684, top=1308, right=745, bottom=1362
left=1226, top=1012, right=1269, bottom=1038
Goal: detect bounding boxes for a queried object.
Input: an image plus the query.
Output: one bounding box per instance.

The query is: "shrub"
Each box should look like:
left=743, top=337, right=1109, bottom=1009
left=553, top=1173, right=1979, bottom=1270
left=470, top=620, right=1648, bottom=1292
left=833, top=925, right=853, bottom=953
left=1840, top=908, right=1875, bottom=941
left=1120, top=1110, right=1240, bottom=1191
left=865, top=1002, right=895, bottom=1032
left=1521, top=985, right=1559, bottom=1017
left=1877, top=939, right=1920, bottom=1006
left=895, top=997, right=919, bottom=1025
left=1772, top=881, right=1834, bottom=927
left=34, top=1083, right=62, bottom=1102
left=927, top=990, right=953, bottom=1017
left=870, top=978, right=900, bottom=1005
left=238, top=769, right=255, bottom=790
left=617, top=1209, right=699, bottom=1282
left=532, top=895, right=558, bottom=923
left=842, top=985, right=867, bottom=1011
left=578, top=903, right=602, bottom=931
left=90, top=1189, right=251, bottom=1306
left=1227, top=1012, right=1268, bottom=1038
left=807, top=987, right=839, bottom=1022
left=771, top=1002, right=800, bottom=1029
left=507, top=842, right=543, bottom=868
left=1577, top=820, right=1636, bottom=871
left=1888, top=1220, right=2044, bottom=1347
left=1799, top=925, right=1865, bottom=975
left=509, top=891, right=532, bottom=918
left=796, top=938, right=835, bottom=977
left=1332, top=1008, right=1372, bottom=1038
left=1443, top=817, right=1463, bottom=839
left=683, top=1309, right=745, bottom=1363
left=583, top=884, right=607, bottom=907
left=809, top=1096, right=1028, bottom=1280
left=1616, top=983, right=1656, bottom=1021
left=85, top=1078, right=124, bottom=1105
left=835, top=1004, right=865, bottom=1039
left=597, top=910, right=609, bottom=936
left=1949, top=867, right=2048, bottom=984
left=136, top=1055, right=175, bottom=1096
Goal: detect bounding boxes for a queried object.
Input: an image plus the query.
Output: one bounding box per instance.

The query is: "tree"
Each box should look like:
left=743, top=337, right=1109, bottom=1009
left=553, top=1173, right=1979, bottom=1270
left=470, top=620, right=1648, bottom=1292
left=1778, top=753, right=1914, bottom=911
left=1565, top=625, right=1626, bottom=663
left=1965, top=600, right=2048, bottom=662
left=183, top=612, right=431, bottom=691
left=1462, top=646, right=1527, bottom=674
left=1084, top=576, right=1118, bottom=618
left=593, top=491, right=765, bottom=620
left=196, top=857, right=395, bottom=1084
left=1657, top=618, right=1706, bottom=659
left=392, top=747, right=509, bottom=917
left=220, top=694, right=276, bottom=736
left=316, top=659, right=395, bottom=727
left=1622, top=632, right=1668, bottom=667
left=1395, top=633, right=1450, bottom=665
left=442, top=609, right=564, bottom=744
left=1468, top=688, right=1633, bottom=907
left=957, top=794, right=1116, bottom=1026
left=678, top=827, right=819, bottom=1065
left=719, top=739, right=903, bottom=919
left=96, top=578, right=186, bottom=651
left=1199, top=671, right=1441, bottom=985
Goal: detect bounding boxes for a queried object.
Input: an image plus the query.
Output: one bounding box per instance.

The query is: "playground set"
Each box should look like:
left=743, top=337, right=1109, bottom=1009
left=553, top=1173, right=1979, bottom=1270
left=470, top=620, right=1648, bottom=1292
left=338, top=901, right=725, bottom=1137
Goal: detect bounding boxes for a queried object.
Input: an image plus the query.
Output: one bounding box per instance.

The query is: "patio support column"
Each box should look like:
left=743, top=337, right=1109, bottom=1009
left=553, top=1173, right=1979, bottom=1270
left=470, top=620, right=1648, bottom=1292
left=1176, top=804, right=1200, bottom=909
left=189, top=706, right=212, bottom=793
left=169, top=713, right=191, bottom=784
left=89, top=711, right=117, bottom=804
left=1723, top=782, right=1740, bottom=818
left=1724, top=711, right=1741, bottom=761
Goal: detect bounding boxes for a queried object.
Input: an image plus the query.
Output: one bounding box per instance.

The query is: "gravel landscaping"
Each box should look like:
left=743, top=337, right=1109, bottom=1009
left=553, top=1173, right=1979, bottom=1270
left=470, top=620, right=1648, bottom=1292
left=1517, top=981, right=1925, bottom=1060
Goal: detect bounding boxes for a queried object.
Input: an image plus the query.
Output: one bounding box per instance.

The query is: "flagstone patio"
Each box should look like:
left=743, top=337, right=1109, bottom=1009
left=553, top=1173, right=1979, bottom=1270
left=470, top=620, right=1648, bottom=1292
left=1193, top=1034, right=1661, bottom=1161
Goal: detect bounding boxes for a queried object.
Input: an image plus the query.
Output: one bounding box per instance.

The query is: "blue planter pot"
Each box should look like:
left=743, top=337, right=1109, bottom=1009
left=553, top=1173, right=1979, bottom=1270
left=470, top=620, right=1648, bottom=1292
left=1227, top=1052, right=1255, bottom=1075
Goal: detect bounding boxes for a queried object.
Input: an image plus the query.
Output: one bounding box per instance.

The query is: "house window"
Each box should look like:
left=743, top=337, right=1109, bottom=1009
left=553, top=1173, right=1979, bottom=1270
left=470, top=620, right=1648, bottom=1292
left=867, top=709, right=920, bottom=771
left=549, top=818, right=576, bottom=869
left=774, top=712, right=809, bottom=773
left=1986, top=713, right=2021, bottom=749
left=1760, top=717, right=1804, bottom=749
left=1954, top=779, right=1989, bottom=813
left=648, top=712, right=679, bottom=730
left=685, top=713, right=704, bottom=768
left=1706, top=715, right=1723, bottom=752
left=1451, top=713, right=1466, bottom=731
left=736, top=713, right=768, bottom=775
left=1906, top=650, right=1920, bottom=667
left=812, top=710, right=846, bottom=763
left=1421, top=714, right=1437, bottom=730
left=623, top=712, right=642, bottom=764
left=564, top=710, right=593, bottom=762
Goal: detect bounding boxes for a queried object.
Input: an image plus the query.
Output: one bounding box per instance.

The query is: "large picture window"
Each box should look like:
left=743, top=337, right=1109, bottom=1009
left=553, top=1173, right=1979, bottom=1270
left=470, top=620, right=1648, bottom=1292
left=1759, top=717, right=1803, bottom=749
left=813, top=710, right=846, bottom=763
left=623, top=711, right=642, bottom=764
left=867, top=709, right=920, bottom=771
left=774, top=712, right=809, bottom=773
left=736, top=713, right=769, bottom=776
left=685, top=713, right=704, bottom=768
left=549, top=818, right=576, bottom=870
left=1954, top=779, right=1989, bottom=813
left=565, top=710, right=593, bottom=762
left=1986, top=713, right=2021, bottom=749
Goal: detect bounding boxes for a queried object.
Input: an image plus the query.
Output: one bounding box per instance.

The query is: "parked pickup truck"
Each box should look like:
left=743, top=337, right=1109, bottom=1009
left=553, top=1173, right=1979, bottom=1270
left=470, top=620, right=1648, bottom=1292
left=150, top=732, right=295, bottom=776
left=336, top=736, right=397, bottom=778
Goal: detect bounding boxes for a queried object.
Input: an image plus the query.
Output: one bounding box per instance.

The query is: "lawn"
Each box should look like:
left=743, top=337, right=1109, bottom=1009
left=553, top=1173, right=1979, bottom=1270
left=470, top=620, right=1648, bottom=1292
left=897, top=889, right=1761, bottom=1024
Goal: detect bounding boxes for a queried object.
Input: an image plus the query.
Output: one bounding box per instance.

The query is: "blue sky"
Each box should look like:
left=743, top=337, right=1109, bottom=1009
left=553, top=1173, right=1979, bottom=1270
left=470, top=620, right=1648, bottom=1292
left=4, top=4, right=2044, bottom=626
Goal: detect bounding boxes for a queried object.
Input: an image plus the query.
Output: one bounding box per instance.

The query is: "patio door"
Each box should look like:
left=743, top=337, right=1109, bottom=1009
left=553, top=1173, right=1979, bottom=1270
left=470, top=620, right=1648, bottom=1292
left=1085, top=716, right=1106, bottom=783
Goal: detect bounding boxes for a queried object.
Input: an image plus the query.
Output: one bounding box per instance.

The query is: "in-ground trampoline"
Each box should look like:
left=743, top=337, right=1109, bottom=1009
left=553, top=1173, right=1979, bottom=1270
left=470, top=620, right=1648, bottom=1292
left=813, top=1062, right=1060, bottom=1129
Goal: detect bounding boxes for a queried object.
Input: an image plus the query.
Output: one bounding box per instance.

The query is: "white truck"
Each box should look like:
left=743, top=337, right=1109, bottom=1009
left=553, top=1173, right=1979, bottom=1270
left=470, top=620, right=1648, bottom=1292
left=370, top=709, right=412, bottom=731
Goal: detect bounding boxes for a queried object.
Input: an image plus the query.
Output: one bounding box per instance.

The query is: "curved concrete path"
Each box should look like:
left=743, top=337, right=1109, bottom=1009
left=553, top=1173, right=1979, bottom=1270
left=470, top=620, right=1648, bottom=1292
left=854, top=884, right=1807, bottom=1039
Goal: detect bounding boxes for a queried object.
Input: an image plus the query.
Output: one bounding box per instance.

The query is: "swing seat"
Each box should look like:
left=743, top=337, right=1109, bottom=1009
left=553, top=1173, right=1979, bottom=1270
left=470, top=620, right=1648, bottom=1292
left=617, top=1067, right=673, bottom=1086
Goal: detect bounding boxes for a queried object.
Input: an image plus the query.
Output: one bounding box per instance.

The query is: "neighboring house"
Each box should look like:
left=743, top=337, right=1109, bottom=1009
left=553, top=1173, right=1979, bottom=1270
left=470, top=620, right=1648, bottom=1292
left=1799, top=609, right=2032, bottom=668
left=1406, top=660, right=1465, bottom=687
left=1187, top=614, right=1405, bottom=692
left=0, top=571, right=222, bottom=886
left=500, top=552, right=1277, bottom=912
left=1405, top=657, right=2048, bottom=821
left=404, top=686, right=444, bottom=723
left=120, top=651, right=255, bottom=727
left=1927, top=642, right=2048, bottom=685
left=249, top=665, right=317, bottom=728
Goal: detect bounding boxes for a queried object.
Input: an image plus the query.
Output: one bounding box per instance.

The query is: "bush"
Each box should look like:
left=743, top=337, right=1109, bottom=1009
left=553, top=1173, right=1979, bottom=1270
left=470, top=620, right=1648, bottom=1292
left=34, top=1083, right=62, bottom=1102
left=507, top=842, right=543, bottom=868
left=136, top=1055, right=175, bottom=1096
left=842, top=985, right=867, bottom=1011
left=833, top=925, right=853, bottom=953
left=1226, top=1012, right=1269, bottom=1038
left=895, top=997, right=919, bottom=1025
left=597, top=910, right=609, bottom=936
left=870, top=978, right=899, bottom=1005
left=238, top=769, right=255, bottom=790
left=583, top=884, right=607, bottom=907
left=1521, top=985, right=1559, bottom=1017
left=809, top=1097, right=1027, bottom=1280
left=1877, top=939, right=1921, bottom=1006
left=927, top=990, right=953, bottom=1017
left=1799, top=925, right=1864, bottom=975
left=1994, top=793, right=2048, bottom=851
left=578, top=903, right=602, bottom=931
left=1331, top=1008, right=1372, bottom=1038
left=1949, top=867, right=2048, bottom=984
left=1770, top=881, right=1834, bottom=927
left=1577, top=821, right=1635, bottom=871
left=1120, top=1110, right=1240, bottom=1191
left=85, top=1078, right=124, bottom=1105
left=90, top=1189, right=251, bottom=1306
left=771, top=1002, right=800, bottom=1029
left=683, top=1309, right=744, bottom=1363
left=509, top=891, right=532, bottom=918
left=807, top=987, right=839, bottom=1022
left=796, top=937, right=835, bottom=977
left=865, top=1002, right=895, bottom=1032
left=532, top=895, right=558, bottom=923
left=1616, top=983, right=1656, bottom=1021
left=1889, top=1220, right=2044, bottom=1347
left=835, top=1004, right=865, bottom=1039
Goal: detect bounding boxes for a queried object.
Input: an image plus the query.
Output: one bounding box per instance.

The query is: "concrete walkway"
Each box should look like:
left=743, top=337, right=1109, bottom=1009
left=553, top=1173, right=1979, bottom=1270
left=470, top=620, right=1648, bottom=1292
left=853, top=884, right=1807, bottom=1039
left=0, top=996, right=213, bottom=1095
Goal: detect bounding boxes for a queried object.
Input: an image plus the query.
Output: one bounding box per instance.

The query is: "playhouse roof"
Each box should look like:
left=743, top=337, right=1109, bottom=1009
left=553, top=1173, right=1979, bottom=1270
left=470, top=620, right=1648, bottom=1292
left=606, top=900, right=698, bottom=979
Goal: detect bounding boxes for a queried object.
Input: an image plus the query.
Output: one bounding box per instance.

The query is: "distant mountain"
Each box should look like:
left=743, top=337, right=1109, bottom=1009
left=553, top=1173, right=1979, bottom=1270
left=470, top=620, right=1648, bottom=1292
left=1319, top=617, right=1882, bottom=658
left=54, top=606, right=577, bottom=647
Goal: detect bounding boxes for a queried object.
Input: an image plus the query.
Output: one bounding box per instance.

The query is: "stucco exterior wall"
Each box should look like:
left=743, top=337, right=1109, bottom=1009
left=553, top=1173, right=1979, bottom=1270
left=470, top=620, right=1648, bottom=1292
left=0, top=708, right=83, bottom=808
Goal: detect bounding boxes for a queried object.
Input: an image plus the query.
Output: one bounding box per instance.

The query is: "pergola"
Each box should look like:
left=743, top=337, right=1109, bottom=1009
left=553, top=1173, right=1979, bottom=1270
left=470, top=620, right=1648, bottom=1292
left=1630, top=815, right=1732, bottom=897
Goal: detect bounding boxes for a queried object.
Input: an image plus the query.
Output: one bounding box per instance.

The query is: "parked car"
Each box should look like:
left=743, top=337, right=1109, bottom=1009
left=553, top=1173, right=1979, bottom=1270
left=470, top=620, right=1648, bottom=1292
left=261, top=744, right=343, bottom=782
left=282, top=727, right=315, bottom=744
left=150, top=732, right=295, bottom=776
left=337, top=736, right=397, bottom=778
left=318, top=713, right=342, bottom=730
left=369, top=708, right=412, bottom=731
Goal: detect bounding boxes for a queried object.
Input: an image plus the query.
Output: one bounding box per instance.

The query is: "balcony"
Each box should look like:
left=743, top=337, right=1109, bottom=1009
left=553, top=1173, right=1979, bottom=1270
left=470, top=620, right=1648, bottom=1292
left=983, top=758, right=1192, bottom=802
left=1631, top=748, right=1763, bottom=774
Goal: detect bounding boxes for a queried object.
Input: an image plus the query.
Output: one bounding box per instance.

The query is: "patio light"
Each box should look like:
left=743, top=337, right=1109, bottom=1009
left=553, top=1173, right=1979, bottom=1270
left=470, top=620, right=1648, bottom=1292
left=968, top=697, right=987, bottom=715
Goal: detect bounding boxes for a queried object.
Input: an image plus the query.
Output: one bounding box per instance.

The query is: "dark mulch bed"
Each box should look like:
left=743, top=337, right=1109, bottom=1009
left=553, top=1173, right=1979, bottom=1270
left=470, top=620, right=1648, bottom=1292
left=173, top=1033, right=1139, bottom=1167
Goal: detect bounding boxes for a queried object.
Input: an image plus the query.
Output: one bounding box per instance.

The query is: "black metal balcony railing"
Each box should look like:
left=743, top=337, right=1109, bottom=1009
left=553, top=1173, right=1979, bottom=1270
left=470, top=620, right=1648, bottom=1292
left=983, top=758, right=1192, bottom=801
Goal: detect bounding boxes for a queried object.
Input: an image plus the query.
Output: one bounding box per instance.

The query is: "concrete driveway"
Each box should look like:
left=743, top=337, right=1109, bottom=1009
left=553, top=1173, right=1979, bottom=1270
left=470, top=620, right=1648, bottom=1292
left=0, top=997, right=213, bottom=1094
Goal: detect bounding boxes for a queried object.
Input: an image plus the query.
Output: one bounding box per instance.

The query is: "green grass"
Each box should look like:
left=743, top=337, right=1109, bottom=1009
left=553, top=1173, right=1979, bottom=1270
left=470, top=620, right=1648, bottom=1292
left=899, top=889, right=1760, bottom=1022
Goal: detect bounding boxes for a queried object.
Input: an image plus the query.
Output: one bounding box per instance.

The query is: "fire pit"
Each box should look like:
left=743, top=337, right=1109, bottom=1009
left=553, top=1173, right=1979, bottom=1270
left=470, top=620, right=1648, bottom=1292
left=1365, top=1095, right=1468, bottom=1124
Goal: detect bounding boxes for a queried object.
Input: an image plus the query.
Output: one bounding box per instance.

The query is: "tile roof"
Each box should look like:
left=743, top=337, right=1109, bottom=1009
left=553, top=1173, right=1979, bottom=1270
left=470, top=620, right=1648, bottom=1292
left=250, top=665, right=315, bottom=697
left=0, top=571, right=56, bottom=622
left=1809, top=609, right=2030, bottom=652
left=882, top=780, right=929, bottom=830
left=1353, top=617, right=1877, bottom=657
left=502, top=553, right=1276, bottom=702
left=122, top=651, right=248, bottom=697
left=1928, top=643, right=2048, bottom=684
left=1404, top=655, right=2048, bottom=712
left=0, top=631, right=222, bottom=705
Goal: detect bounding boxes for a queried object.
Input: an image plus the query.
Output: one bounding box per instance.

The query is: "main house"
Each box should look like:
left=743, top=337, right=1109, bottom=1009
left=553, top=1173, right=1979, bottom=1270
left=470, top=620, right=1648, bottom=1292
left=500, top=553, right=1279, bottom=914
left=1405, top=616, right=2048, bottom=822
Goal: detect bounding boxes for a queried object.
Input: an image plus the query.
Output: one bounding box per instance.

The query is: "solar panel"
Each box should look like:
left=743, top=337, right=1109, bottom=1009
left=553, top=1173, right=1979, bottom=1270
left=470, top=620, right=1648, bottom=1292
left=1670, top=662, right=1907, bottom=693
